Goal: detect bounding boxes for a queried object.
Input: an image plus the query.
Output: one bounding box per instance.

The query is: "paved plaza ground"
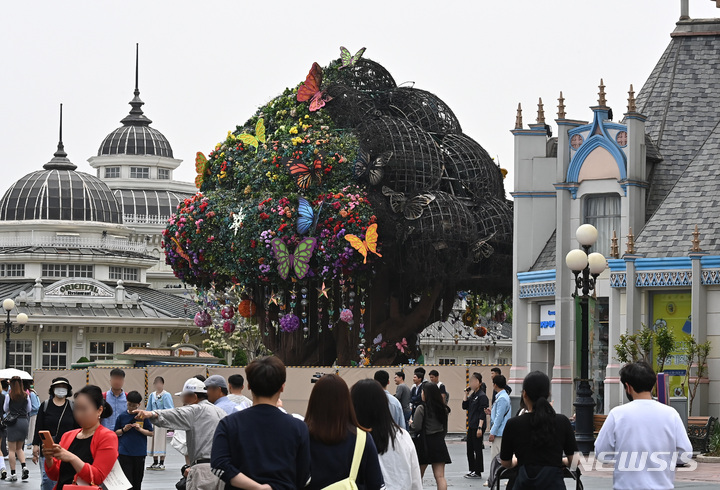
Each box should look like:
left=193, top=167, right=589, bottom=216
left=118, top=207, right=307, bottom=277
left=14, top=435, right=720, bottom=489
left=103, top=436, right=720, bottom=489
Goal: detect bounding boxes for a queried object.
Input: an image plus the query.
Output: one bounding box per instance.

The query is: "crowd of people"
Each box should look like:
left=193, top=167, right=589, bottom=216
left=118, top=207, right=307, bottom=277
left=0, top=358, right=693, bottom=490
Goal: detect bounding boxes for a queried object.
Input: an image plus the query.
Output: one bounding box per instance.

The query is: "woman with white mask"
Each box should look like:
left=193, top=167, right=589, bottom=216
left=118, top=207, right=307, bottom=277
left=31, top=377, right=79, bottom=490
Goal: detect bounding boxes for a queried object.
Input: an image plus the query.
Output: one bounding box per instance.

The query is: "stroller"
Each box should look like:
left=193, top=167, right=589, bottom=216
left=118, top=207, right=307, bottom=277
left=488, top=455, right=583, bottom=490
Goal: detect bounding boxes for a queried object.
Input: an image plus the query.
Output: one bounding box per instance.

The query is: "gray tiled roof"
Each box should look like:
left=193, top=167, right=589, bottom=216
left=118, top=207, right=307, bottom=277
left=636, top=31, right=720, bottom=221
left=636, top=119, right=720, bottom=256
left=530, top=230, right=556, bottom=271
left=0, top=282, right=196, bottom=320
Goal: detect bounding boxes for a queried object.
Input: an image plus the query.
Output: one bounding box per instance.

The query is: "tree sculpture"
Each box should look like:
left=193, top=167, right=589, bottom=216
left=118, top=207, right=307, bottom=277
left=164, top=48, right=513, bottom=365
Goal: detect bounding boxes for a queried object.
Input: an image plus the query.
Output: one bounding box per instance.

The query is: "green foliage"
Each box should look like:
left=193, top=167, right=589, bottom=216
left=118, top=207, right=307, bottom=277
left=683, top=336, right=712, bottom=415
left=615, top=325, right=653, bottom=364
left=708, top=422, right=720, bottom=456
left=654, top=323, right=676, bottom=373
left=614, top=323, right=674, bottom=370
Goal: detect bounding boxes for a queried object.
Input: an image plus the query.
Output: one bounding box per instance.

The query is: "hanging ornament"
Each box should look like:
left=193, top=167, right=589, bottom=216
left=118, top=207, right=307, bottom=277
left=300, top=286, right=309, bottom=338
left=223, top=320, right=236, bottom=333
left=221, top=305, right=235, bottom=319
left=194, top=311, right=212, bottom=328
left=238, top=299, right=257, bottom=318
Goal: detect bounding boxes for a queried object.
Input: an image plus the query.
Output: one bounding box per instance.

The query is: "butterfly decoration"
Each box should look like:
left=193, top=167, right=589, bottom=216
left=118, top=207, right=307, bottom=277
left=339, top=46, right=366, bottom=69
left=237, top=118, right=266, bottom=153
left=472, top=234, right=496, bottom=262
left=344, top=223, right=382, bottom=264
left=354, top=149, right=391, bottom=186
left=284, top=151, right=324, bottom=190
left=195, top=152, right=209, bottom=188
left=297, top=62, right=332, bottom=112
left=170, top=237, right=192, bottom=266
left=396, top=338, right=408, bottom=354
left=270, top=237, right=317, bottom=280
left=381, top=186, right=436, bottom=220
left=373, top=333, right=383, bottom=345
left=317, top=282, right=330, bottom=299
left=297, top=197, right=325, bottom=235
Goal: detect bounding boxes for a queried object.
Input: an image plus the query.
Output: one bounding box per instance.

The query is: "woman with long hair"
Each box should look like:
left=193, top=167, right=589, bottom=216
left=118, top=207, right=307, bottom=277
left=304, top=374, right=384, bottom=490
left=351, top=379, right=422, bottom=490
left=499, top=371, right=578, bottom=489
left=44, top=385, right=119, bottom=489
left=409, top=382, right=451, bottom=490
left=4, top=377, right=31, bottom=481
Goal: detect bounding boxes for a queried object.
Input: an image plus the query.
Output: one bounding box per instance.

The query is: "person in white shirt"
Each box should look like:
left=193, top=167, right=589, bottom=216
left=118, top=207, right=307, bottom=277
left=226, top=374, right=252, bottom=410
left=351, top=379, right=422, bottom=490
left=595, top=361, right=693, bottom=490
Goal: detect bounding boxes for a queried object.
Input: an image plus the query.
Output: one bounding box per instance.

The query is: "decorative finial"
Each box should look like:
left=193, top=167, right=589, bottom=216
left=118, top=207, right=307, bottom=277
left=514, top=103, right=523, bottom=130
left=536, top=97, right=545, bottom=125
left=557, top=91, right=566, bottom=119
left=598, top=78, right=607, bottom=107
left=691, top=225, right=702, bottom=252
left=625, top=227, right=636, bottom=255
left=120, top=43, right=152, bottom=127
left=627, top=84, right=637, bottom=113
left=56, top=103, right=66, bottom=159
left=44, top=104, right=77, bottom=171
left=610, top=230, right=619, bottom=259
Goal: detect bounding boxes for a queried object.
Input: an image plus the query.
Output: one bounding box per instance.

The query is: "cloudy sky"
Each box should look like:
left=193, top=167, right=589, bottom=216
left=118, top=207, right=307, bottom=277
left=2, top=0, right=718, bottom=196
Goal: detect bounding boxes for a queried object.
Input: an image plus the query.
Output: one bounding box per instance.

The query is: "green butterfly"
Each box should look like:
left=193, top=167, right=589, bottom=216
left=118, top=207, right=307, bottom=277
left=237, top=118, right=266, bottom=153
left=339, top=46, right=366, bottom=69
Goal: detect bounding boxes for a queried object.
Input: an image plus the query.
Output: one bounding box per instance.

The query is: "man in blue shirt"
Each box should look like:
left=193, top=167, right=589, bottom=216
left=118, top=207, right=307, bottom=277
left=115, top=391, right=153, bottom=490
left=205, top=375, right=236, bottom=415
left=488, top=374, right=511, bottom=486
left=211, top=356, right=311, bottom=490
left=102, top=368, right=127, bottom=431
left=373, top=370, right=405, bottom=428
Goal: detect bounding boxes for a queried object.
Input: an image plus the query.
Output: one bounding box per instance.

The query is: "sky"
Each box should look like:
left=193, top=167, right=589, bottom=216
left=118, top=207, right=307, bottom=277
left=2, top=0, right=719, bottom=197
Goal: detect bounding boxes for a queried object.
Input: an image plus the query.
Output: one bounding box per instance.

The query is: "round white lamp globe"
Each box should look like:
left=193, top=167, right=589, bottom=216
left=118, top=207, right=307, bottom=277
left=588, top=252, right=607, bottom=275
left=565, top=249, right=589, bottom=272
left=576, top=224, right=599, bottom=247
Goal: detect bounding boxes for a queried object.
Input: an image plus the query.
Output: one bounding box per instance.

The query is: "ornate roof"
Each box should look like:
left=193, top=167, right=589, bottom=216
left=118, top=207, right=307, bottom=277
left=97, top=45, right=173, bottom=158
left=0, top=106, right=123, bottom=224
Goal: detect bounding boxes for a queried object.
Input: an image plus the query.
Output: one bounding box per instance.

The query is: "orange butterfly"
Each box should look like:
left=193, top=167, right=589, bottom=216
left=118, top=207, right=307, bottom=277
left=297, top=62, right=332, bottom=112
left=170, top=237, right=192, bottom=265
left=344, top=223, right=381, bottom=264
left=283, top=152, right=324, bottom=190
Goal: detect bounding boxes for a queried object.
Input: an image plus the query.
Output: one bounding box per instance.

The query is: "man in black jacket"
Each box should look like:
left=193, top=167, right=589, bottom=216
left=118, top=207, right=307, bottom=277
left=462, top=372, right=488, bottom=479
left=409, top=367, right=426, bottom=415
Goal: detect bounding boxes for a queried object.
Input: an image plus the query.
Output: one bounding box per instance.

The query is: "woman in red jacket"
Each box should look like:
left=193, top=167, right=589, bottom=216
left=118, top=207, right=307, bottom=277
left=43, top=385, right=118, bottom=489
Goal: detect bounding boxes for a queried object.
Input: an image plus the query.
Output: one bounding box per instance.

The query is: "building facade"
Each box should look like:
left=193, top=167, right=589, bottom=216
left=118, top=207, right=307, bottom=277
left=511, top=10, right=720, bottom=418
left=0, top=55, right=198, bottom=372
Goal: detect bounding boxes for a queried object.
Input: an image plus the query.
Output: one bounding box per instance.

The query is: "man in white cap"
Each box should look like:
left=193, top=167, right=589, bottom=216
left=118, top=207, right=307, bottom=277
left=134, top=378, right=227, bottom=490
left=204, top=375, right=236, bottom=416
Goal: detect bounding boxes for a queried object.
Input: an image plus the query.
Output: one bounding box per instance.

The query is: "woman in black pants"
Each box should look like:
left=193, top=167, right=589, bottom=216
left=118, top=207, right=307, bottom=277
left=462, top=372, right=488, bottom=479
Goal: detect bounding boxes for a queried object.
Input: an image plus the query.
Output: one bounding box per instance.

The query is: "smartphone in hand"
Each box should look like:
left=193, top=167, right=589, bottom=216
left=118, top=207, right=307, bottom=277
left=39, top=430, right=53, bottom=450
